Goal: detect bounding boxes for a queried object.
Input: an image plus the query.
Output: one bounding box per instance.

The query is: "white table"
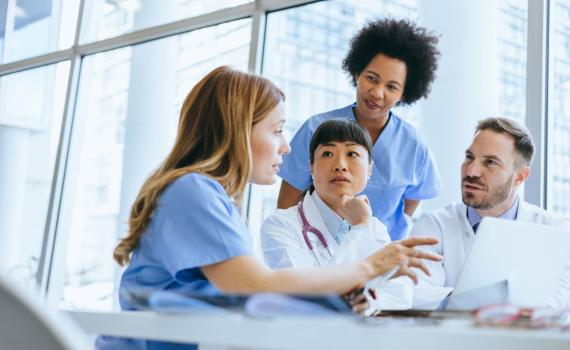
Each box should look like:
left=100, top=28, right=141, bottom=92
left=67, top=310, right=570, bottom=350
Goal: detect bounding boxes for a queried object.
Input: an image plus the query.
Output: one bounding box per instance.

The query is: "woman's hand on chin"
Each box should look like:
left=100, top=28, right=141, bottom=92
left=337, top=194, right=372, bottom=226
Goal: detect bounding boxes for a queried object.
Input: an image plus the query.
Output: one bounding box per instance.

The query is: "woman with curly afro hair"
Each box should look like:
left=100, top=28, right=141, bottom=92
left=277, top=18, right=442, bottom=240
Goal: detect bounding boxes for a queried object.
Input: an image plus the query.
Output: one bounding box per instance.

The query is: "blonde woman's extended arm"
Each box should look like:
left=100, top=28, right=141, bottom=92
left=202, top=236, right=441, bottom=295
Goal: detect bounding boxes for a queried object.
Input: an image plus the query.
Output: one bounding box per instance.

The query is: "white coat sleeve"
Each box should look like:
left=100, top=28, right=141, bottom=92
left=260, top=211, right=318, bottom=269
left=409, top=213, right=446, bottom=288
left=333, top=218, right=414, bottom=310
left=408, top=213, right=455, bottom=309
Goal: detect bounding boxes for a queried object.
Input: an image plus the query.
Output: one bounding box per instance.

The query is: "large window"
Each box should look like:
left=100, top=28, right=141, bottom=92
left=0, top=0, right=561, bottom=312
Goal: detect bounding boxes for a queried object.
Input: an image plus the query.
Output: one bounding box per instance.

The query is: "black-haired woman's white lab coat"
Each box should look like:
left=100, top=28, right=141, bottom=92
left=261, top=192, right=413, bottom=310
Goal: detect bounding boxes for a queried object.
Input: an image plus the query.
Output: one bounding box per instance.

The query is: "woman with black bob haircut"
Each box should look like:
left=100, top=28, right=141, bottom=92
left=262, top=119, right=413, bottom=311
left=278, top=18, right=442, bottom=240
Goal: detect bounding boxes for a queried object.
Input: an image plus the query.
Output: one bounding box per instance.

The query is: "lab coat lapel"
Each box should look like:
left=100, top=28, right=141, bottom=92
left=515, top=201, right=538, bottom=222
left=445, top=203, right=474, bottom=287
left=458, top=203, right=476, bottom=255
left=302, top=193, right=338, bottom=258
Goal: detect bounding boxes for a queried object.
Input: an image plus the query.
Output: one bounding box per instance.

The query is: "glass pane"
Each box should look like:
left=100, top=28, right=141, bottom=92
left=547, top=0, right=570, bottom=215
left=80, top=0, right=252, bottom=43
left=498, top=0, right=528, bottom=123
left=252, top=0, right=527, bottom=234
left=0, top=0, right=80, bottom=63
left=53, top=19, right=251, bottom=310
left=0, top=61, right=70, bottom=288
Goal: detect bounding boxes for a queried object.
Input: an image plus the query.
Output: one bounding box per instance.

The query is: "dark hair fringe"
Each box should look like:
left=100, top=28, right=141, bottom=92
left=309, top=119, right=373, bottom=164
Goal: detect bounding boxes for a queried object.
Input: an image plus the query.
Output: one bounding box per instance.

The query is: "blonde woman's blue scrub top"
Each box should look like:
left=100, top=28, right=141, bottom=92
left=280, top=104, right=441, bottom=240
left=96, top=173, right=254, bottom=350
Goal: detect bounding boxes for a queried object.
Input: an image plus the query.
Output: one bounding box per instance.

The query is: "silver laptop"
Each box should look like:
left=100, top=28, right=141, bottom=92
left=447, top=217, right=570, bottom=310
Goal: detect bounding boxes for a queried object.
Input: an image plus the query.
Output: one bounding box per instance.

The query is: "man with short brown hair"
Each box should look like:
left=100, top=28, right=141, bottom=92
left=410, top=117, right=570, bottom=310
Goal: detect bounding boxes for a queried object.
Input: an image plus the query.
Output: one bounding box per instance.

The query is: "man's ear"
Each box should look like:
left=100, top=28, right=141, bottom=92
left=515, top=166, right=530, bottom=185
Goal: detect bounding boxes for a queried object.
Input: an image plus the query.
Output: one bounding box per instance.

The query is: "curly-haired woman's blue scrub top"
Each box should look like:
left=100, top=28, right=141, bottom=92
left=279, top=104, right=441, bottom=240
left=96, top=173, right=254, bottom=350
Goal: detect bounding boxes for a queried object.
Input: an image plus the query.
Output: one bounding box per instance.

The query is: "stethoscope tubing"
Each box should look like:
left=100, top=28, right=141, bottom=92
left=298, top=200, right=333, bottom=266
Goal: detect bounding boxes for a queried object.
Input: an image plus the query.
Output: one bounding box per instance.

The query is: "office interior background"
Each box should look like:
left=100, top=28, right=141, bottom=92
left=0, top=0, right=568, bottom=314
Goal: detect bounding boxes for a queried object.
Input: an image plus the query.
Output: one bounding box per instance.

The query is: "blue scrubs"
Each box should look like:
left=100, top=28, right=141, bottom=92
left=279, top=104, right=441, bottom=240
left=96, top=173, right=254, bottom=350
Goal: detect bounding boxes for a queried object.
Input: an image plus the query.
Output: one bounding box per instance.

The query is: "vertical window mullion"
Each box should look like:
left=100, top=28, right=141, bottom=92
left=524, top=0, right=549, bottom=208
left=37, top=0, right=87, bottom=303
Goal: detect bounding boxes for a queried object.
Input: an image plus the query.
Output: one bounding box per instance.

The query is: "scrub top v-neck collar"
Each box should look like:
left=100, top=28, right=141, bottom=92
left=350, top=105, right=394, bottom=146
left=349, top=104, right=396, bottom=175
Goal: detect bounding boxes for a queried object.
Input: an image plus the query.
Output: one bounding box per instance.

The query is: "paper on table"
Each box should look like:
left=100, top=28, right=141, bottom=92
left=368, top=277, right=414, bottom=311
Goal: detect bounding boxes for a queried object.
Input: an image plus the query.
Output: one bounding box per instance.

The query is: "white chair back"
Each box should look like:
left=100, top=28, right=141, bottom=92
left=0, top=276, right=90, bottom=350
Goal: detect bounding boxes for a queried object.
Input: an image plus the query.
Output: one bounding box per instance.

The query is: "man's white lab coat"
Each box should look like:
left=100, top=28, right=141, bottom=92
left=410, top=200, right=570, bottom=310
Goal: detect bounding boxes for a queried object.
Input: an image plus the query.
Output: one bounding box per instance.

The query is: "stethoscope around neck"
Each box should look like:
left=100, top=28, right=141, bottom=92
left=298, top=200, right=333, bottom=267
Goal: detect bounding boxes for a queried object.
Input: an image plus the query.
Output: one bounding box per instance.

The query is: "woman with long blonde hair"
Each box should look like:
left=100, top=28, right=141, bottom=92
left=100, top=66, right=440, bottom=349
